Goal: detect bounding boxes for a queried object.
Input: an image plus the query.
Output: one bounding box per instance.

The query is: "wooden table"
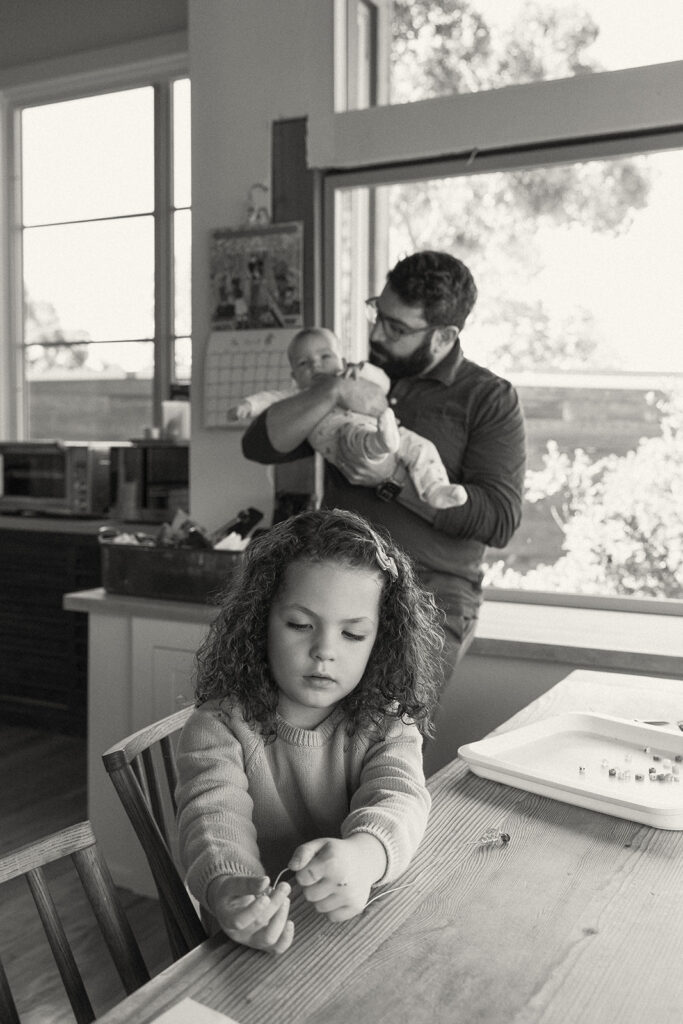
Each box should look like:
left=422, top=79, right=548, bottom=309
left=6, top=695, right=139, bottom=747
left=98, top=669, right=683, bottom=1024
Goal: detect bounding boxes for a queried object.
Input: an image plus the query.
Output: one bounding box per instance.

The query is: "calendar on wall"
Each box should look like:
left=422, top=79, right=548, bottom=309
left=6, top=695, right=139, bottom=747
left=203, top=221, right=303, bottom=428
left=202, top=328, right=298, bottom=428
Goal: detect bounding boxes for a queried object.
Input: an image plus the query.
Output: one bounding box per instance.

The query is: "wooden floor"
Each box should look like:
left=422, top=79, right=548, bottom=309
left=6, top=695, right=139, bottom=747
left=0, top=723, right=172, bottom=1023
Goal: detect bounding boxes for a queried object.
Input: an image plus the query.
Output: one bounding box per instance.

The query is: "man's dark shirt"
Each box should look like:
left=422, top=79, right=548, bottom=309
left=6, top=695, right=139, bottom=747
left=242, top=341, right=526, bottom=619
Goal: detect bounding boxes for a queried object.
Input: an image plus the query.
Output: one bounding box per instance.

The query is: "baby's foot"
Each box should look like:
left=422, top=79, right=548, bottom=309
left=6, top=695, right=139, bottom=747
left=423, top=482, right=468, bottom=509
left=376, top=408, right=400, bottom=453
left=363, top=408, right=400, bottom=459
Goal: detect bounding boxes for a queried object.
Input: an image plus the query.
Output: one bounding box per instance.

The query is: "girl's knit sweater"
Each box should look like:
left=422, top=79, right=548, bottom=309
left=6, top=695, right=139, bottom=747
left=176, top=699, right=431, bottom=908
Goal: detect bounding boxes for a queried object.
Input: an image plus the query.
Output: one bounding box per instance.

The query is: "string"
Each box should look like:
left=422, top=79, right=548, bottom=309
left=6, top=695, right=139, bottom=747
left=364, top=883, right=412, bottom=907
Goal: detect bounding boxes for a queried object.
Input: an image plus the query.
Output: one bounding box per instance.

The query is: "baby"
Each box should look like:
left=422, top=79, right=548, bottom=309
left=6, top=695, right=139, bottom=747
left=228, top=327, right=467, bottom=509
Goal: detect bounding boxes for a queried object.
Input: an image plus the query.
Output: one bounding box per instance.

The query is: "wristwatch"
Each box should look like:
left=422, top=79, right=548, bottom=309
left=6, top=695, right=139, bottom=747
left=375, top=479, right=403, bottom=502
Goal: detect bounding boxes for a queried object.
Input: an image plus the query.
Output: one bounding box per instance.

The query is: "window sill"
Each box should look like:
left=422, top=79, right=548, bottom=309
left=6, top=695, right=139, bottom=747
left=471, top=601, right=683, bottom=677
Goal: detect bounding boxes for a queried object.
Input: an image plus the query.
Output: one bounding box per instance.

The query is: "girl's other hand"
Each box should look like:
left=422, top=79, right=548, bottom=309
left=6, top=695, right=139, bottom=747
left=289, top=834, right=387, bottom=922
left=207, top=875, right=294, bottom=953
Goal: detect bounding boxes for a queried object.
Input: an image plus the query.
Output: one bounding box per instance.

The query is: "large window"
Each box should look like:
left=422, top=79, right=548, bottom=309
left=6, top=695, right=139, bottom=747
left=7, top=72, right=190, bottom=442
left=328, top=138, right=683, bottom=604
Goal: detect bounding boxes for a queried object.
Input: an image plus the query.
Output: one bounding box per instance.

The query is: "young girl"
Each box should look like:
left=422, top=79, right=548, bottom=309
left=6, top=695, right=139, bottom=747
left=176, top=508, right=444, bottom=954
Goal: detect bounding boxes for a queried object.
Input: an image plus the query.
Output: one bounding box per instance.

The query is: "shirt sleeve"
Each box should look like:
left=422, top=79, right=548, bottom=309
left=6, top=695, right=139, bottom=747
left=433, top=378, right=526, bottom=548
left=341, top=720, right=431, bottom=885
left=241, top=408, right=314, bottom=464
left=175, top=706, right=265, bottom=909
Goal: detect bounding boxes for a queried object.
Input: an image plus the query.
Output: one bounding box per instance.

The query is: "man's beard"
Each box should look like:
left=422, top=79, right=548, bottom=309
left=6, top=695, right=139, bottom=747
left=369, top=332, right=433, bottom=380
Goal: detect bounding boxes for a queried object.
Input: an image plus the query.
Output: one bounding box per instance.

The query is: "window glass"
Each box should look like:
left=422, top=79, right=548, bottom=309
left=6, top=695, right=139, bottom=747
left=333, top=145, right=683, bottom=601
left=174, top=208, right=192, bottom=339
left=23, top=218, right=155, bottom=344
left=173, top=78, right=192, bottom=210
left=26, top=342, right=154, bottom=442
left=173, top=336, right=192, bottom=384
left=21, top=88, right=154, bottom=224
left=349, top=1, right=683, bottom=109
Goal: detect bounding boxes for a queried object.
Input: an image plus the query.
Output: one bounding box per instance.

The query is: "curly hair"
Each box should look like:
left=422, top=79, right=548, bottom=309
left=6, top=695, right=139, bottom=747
left=387, top=250, right=478, bottom=330
left=194, top=508, right=444, bottom=742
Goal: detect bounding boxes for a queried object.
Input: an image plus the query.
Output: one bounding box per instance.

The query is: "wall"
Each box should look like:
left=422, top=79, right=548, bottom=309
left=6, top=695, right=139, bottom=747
left=0, top=0, right=187, bottom=71
left=187, top=0, right=334, bottom=531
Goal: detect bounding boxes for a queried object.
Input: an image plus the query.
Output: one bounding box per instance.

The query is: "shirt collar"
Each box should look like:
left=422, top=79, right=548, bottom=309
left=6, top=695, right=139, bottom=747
left=420, top=337, right=463, bottom=385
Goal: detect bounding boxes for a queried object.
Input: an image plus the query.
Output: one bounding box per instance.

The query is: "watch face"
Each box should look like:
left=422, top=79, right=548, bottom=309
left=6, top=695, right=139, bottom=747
left=376, top=480, right=402, bottom=502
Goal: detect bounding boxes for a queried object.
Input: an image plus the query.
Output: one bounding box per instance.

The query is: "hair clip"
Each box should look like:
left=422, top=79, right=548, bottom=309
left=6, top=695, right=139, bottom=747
left=373, top=543, right=399, bottom=580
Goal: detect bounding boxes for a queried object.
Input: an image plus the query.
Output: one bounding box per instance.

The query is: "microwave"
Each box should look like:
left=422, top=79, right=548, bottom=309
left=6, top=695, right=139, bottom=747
left=0, top=441, right=111, bottom=516
left=109, top=442, right=189, bottom=523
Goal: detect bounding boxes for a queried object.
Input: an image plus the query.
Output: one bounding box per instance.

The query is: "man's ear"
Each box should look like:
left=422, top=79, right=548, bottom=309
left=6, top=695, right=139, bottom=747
left=431, top=325, right=459, bottom=354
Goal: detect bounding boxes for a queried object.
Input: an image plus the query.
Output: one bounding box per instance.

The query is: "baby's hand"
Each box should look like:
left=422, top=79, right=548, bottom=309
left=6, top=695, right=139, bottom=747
left=289, top=834, right=387, bottom=923
left=207, top=875, right=294, bottom=953
left=227, top=400, right=252, bottom=421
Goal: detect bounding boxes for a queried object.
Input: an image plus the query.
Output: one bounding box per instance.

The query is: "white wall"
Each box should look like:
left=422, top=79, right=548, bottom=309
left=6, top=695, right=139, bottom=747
left=187, top=0, right=334, bottom=530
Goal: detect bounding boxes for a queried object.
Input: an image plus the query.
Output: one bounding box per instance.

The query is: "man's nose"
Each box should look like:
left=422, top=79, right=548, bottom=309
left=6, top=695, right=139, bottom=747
left=369, top=319, right=385, bottom=343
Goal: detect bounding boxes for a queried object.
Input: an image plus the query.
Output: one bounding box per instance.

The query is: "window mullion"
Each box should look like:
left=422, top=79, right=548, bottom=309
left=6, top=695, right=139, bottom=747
left=154, top=80, right=173, bottom=427
left=4, top=105, right=26, bottom=437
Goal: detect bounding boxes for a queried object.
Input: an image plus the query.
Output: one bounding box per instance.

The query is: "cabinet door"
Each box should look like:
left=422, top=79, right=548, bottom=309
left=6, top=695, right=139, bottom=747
left=131, top=617, right=211, bottom=727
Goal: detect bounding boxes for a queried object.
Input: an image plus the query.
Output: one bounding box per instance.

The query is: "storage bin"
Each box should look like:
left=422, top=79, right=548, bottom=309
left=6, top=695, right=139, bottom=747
left=100, top=542, right=241, bottom=604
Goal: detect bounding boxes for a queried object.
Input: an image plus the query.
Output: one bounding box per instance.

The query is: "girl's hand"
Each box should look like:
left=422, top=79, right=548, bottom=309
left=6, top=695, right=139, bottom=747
left=289, top=834, right=387, bottom=922
left=207, top=875, right=294, bottom=953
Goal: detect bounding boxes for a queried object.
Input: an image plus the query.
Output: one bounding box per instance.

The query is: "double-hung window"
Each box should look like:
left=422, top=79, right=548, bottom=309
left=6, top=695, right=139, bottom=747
left=2, top=61, right=190, bottom=442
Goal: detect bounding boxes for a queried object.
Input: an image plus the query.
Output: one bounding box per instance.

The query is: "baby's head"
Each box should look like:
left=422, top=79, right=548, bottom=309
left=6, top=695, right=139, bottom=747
left=194, top=509, right=444, bottom=741
left=287, top=327, right=344, bottom=389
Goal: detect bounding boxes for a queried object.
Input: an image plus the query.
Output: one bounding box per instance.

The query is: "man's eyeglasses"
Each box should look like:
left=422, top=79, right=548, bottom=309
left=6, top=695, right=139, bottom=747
left=365, top=297, right=430, bottom=343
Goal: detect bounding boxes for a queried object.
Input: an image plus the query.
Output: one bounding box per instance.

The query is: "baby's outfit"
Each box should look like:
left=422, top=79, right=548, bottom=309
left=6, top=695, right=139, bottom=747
left=235, top=363, right=466, bottom=509
left=175, top=700, right=431, bottom=908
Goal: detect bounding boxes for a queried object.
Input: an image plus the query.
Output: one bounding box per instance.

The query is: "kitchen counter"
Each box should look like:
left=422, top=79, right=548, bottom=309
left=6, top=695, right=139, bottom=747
left=0, top=513, right=152, bottom=533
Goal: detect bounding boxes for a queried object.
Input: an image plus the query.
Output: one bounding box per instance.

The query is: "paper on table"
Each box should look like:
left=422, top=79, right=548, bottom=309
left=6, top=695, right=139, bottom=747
left=150, top=997, right=241, bottom=1024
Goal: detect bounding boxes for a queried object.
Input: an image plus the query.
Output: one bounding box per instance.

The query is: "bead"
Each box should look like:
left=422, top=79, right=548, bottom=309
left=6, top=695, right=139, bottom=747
left=662, top=758, right=672, bottom=768
left=473, top=828, right=511, bottom=848
left=608, top=768, right=617, bottom=777
left=653, top=754, right=661, bottom=761
left=578, top=766, right=586, bottom=774
left=635, top=774, right=644, bottom=781
left=643, top=746, right=651, bottom=754
left=649, top=773, right=658, bottom=781
left=675, top=755, right=682, bottom=763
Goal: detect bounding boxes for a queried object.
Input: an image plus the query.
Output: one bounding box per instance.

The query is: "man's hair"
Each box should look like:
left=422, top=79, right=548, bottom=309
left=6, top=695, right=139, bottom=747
left=387, top=250, right=478, bottom=330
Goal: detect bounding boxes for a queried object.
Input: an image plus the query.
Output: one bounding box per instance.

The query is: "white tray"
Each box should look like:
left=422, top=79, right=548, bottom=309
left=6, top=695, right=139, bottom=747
left=458, top=713, right=683, bottom=830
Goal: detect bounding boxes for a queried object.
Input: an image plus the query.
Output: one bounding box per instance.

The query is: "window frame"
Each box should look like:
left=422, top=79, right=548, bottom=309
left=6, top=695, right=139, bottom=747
left=0, top=48, right=188, bottom=440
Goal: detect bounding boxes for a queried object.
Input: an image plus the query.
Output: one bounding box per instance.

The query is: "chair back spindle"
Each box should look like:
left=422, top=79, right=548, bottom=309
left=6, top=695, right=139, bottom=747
left=0, top=821, right=149, bottom=1024
left=102, top=706, right=207, bottom=961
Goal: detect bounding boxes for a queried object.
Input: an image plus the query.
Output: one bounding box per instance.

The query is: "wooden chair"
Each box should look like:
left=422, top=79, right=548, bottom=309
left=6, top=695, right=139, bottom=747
left=0, top=820, right=149, bottom=1024
left=101, top=706, right=207, bottom=961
